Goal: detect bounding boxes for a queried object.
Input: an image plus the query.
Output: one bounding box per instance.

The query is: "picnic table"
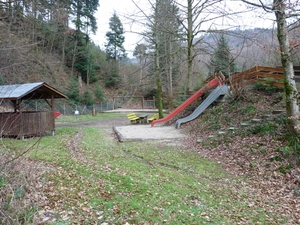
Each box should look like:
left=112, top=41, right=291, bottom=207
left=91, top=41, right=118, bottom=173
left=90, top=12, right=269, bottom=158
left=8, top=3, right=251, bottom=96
left=139, top=114, right=148, bottom=123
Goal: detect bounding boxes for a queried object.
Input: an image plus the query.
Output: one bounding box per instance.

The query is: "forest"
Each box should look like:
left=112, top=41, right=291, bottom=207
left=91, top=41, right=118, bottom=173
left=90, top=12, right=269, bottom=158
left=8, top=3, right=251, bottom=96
left=1, top=1, right=300, bottom=224
left=0, top=0, right=300, bottom=132
left=0, top=0, right=299, bottom=110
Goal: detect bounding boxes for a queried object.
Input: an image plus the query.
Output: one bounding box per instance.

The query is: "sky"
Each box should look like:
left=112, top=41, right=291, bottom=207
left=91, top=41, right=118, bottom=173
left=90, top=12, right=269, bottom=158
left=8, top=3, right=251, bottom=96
left=90, top=0, right=147, bottom=57
left=90, top=0, right=276, bottom=57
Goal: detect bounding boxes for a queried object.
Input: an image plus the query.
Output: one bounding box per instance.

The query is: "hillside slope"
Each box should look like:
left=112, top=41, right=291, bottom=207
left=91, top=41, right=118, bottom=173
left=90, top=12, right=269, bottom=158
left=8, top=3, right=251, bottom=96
left=0, top=21, right=70, bottom=91
left=181, top=86, right=300, bottom=223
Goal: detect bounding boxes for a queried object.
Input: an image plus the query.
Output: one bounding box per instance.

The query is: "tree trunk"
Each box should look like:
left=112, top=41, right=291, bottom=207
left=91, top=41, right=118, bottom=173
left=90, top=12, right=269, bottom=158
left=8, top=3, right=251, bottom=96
left=274, top=0, right=300, bottom=134
left=154, top=9, right=164, bottom=118
left=169, top=41, right=173, bottom=96
left=71, top=40, right=78, bottom=75
left=156, top=45, right=164, bottom=118
left=186, top=0, right=193, bottom=94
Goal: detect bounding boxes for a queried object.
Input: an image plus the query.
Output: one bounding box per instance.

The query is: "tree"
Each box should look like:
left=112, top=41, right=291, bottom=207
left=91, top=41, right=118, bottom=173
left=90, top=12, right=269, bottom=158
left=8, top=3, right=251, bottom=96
left=141, top=0, right=183, bottom=117
left=273, top=0, right=300, bottom=134
left=156, top=0, right=182, bottom=96
left=240, top=0, right=300, bottom=134
left=74, top=42, right=100, bottom=86
left=81, top=90, right=95, bottom=106
left=94, top=85, right=104, bottom=102
left=70, top=0, right=98, bottom=35
left=69, top=0, right=99, bottom=86
left=67, top=75, right=81, bottom=104
left=133, top=43, right=148, bottom=88
left=175, top=0, right=227, bottom=93
left=105, top=12, right=127, bottom=87
left=209, top=34, right=235, bottom=77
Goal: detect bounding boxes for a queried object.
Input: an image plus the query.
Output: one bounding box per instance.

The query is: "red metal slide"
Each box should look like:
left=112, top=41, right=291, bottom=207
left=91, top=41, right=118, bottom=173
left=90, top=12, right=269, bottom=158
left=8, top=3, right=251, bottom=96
left=151, top=78, right=221, bottom=127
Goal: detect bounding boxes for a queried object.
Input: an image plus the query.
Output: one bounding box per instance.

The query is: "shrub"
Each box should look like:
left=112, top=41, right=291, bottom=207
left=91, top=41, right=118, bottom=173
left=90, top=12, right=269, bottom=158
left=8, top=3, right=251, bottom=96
left=253, top=79, right=283, bottom=93
left=94, top=86, right=104, bottom=102
left=81, top=90, right=95, bottom=106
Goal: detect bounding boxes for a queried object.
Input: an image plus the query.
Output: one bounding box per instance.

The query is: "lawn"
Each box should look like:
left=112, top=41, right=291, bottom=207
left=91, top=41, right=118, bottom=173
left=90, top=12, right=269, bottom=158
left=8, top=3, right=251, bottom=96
left=1, top=113, right=289, bottom=224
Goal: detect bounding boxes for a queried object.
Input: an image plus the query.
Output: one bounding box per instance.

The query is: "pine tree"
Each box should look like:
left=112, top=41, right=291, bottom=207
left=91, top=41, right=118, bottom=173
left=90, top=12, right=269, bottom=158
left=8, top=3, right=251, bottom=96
left=210, top=34, right=235, bottom=77
left=67, top=75, right=81, bottom=104
left=145, top=0, right=182, bottom=117
left=69, top=0, right=99, bottom=86
left=105, top=12, right=127, bottom=87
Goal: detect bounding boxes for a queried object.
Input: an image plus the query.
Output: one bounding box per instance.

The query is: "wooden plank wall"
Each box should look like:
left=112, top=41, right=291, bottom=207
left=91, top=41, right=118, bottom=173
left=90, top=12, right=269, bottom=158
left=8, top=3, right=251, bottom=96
left=0, top=111, right=54, bottom=138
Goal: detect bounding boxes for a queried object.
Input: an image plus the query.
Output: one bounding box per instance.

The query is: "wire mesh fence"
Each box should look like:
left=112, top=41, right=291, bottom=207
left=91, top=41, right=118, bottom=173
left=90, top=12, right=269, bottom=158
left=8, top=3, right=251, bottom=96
left=53, top=102, right=115, bottom=115
left=1, top=97, right=156, bottom=116
left=15, top=100, right=115, bottom=115
left=55, top=102, right=114, bottom=115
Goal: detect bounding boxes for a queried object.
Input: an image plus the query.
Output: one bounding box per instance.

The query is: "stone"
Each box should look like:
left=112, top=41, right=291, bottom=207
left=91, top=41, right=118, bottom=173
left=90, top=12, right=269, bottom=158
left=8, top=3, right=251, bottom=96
left=272, top=109, right=285, bottom=114
left=240, top=122, right=250, bottom=127
left=251, top=118, right=262, bottom=123
left=196, top=139, right=203, bottom=143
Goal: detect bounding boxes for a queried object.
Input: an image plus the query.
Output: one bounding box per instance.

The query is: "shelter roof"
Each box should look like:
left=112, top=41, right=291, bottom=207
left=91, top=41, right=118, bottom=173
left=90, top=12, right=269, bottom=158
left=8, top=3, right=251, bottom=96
left=0, top=82, right=67, bottom=101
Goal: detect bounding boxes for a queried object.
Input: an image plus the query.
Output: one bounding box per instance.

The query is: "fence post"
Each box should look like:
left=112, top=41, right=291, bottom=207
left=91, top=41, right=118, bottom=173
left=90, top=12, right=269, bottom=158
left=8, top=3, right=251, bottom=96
left=113, top=98, right=115, bottom=110
left=92, top=104, right=96, bottom=116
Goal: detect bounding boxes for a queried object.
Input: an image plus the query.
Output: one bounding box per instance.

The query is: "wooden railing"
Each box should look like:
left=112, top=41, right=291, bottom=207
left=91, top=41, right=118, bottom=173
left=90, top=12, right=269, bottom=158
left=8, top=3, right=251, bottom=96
left=201, top=66, right=290, bottom=94
left=229, top=66, right=284, bottom=91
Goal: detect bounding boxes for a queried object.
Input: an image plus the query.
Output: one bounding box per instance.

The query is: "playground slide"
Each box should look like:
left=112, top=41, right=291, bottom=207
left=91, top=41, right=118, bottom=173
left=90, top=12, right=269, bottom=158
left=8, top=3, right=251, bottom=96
left=175, top=85, right=230, bottom=129
left=151, top=78, right=220, bottom=127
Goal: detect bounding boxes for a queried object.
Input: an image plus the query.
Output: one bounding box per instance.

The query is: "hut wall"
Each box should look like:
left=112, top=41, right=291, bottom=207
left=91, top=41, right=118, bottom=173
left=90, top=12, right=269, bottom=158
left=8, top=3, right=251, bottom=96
left=0, top=111, right=54, bottom=138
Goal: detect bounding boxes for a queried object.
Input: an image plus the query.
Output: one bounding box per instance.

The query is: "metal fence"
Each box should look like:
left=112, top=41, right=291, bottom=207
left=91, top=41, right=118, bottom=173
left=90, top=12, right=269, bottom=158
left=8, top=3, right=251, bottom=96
left=2, top=97, right=156, bottom=116
left=15, top=100, right=115, bottom=115
left=55, top=102, right=114, bottom=115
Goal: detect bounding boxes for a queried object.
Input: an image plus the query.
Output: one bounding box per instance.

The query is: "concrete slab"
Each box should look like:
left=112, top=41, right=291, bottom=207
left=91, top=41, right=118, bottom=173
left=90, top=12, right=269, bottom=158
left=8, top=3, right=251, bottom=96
left=113, top=125, right=186, bottom=142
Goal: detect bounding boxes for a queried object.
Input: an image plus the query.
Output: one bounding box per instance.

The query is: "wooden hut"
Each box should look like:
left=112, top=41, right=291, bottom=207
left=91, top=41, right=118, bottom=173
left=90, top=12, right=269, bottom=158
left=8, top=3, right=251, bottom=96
left=0, top=82, right=67, bottom=139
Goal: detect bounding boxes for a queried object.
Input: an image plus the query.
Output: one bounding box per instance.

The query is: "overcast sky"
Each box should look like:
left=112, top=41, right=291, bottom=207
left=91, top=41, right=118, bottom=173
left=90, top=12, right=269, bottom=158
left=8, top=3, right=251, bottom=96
left=90, top=0, right=147, bottom=57
left=90, top=0, right=275, bottom=57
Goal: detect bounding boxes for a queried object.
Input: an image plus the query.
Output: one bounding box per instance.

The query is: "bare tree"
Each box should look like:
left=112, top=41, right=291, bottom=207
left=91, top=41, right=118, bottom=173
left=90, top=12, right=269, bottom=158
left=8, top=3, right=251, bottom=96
left=241, top=0, right=300, bottom=134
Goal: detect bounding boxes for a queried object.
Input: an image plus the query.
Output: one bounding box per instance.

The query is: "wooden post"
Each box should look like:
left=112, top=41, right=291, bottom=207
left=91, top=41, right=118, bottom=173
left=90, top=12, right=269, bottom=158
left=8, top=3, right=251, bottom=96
left=51, top=95, right=54, bottom=111
left=17, top=100, right=21, bottom=112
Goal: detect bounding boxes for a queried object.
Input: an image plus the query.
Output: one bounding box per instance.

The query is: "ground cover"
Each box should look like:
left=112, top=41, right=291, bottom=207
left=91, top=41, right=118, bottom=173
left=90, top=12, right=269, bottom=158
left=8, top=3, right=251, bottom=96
left=180, top=87, right=300, bottom=224
left=1, top=87, right=300, bottom=224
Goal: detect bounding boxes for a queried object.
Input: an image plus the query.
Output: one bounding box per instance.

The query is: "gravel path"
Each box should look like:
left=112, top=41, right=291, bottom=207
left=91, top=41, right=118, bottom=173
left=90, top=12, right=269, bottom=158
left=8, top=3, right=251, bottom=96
left=113, top=124, right=187, bottom=142
left=56, top=115, right=187, bottom=144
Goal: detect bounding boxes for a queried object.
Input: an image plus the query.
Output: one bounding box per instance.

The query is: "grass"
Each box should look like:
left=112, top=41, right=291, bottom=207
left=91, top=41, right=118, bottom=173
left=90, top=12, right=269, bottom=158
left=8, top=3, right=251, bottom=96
left=55, top=112, right=127, bottom=123
left=0, top=114, right=289, bottom=224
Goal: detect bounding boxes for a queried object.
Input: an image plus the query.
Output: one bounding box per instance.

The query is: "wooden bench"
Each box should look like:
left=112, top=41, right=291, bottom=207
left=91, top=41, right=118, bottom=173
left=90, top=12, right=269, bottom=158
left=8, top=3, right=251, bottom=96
left=127, top=113, right=141, bottom=124
left=147, top=113, right=159, bottom=123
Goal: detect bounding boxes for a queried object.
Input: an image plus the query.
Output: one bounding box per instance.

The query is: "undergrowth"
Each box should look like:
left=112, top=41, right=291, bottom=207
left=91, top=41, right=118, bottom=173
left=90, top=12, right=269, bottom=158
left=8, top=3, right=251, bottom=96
left=1, top=88, right=299, bottom=224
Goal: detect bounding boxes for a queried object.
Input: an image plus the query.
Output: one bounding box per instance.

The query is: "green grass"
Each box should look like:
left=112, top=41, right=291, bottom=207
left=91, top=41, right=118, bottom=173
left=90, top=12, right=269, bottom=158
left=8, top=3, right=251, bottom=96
left=55, top=112, right=126, bottom=123
left=1, top=114, right=289, bottom=224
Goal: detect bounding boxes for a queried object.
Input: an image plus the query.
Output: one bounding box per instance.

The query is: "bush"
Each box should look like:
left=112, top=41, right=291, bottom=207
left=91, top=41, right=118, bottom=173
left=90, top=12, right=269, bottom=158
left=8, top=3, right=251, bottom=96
left=105, top=78, right=117, bottom=88
left=80, top=90, right=95, bottom=106
left=253, top=79, right=283, bottom=93
left=249, top=123, right=278, bottom=135
left=67, top=76, right=80, bottom=103
left=94, top=86, right=104, bottom=102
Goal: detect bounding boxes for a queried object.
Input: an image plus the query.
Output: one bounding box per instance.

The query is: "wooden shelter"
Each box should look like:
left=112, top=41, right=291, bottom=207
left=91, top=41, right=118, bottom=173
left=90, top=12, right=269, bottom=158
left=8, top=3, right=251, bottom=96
left=0, top=82, right=67, bottom=139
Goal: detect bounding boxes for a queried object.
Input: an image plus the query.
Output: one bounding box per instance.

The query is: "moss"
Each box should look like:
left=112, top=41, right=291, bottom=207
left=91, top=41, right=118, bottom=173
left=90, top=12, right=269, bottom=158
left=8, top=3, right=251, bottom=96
left=284, top=77, right=293, bottom=97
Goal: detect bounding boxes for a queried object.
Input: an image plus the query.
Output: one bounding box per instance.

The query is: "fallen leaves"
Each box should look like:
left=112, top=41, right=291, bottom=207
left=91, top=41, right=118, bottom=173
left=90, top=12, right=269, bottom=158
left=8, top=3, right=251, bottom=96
left=181, top=90, right=300, bottom=224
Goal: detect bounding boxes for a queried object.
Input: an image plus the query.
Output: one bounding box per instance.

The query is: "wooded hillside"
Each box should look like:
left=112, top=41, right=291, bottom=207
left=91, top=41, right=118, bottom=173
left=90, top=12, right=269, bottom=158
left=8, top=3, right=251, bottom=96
left=0, top=1, right=299, bottom=105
